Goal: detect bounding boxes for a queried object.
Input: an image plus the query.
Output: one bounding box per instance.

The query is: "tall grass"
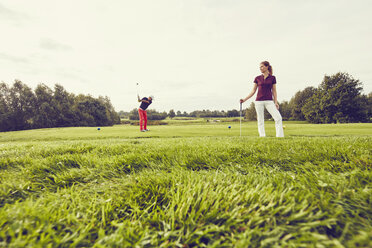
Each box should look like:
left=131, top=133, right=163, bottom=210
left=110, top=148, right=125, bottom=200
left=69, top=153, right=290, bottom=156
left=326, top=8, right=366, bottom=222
left=0, top=123, right=371, bottom=247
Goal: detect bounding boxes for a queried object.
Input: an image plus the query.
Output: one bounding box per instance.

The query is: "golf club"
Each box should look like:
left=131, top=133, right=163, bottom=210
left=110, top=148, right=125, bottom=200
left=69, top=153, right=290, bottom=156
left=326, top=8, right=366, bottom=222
left=240, top=102, right=242, bottom=137
left=137, top=83, right=140, bottom=101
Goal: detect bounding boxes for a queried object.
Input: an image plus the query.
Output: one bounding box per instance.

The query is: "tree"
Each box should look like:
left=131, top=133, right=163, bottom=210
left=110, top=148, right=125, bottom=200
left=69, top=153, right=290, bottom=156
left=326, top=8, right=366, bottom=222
left=0, top=82, right=11, bottom=131
left=0, top=80, right=121, bottom=131
left=129, top=108, right=139, bottom=120
left=147, top=110, right=168, bottom=120
left=169, top=109, right=176, bottom=119
left=33, top=84, right=56, bottom=128
left=227, top=109, right=239, bottom=117
left=53, top=84, right=77, bottom=127
left=302, top=72, right=368, bottom=123
left=279, top=101, right=292, bottom=121
left=290, top=87, right=317, bottom=121
left=74, top=95, right=110, bottom=126
left=118, top=111, right=130, bottom=119
left=301, top=89, right=323, bottom=123
left=245, top=103, right=256, bottom=120
left=8, top=80, right=36, bottom=131
left=98, top=96, right=121, bottom=125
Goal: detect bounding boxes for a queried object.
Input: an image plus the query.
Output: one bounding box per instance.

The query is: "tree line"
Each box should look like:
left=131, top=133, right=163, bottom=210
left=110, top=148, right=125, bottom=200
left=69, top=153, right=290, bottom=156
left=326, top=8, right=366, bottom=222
left=120, top=109, right=242, bottom=120
left=1, top=72, right=371, bottom=132
left=119, top=109, right=239, bottom=120
left=0, top=80, right=120, bottom=132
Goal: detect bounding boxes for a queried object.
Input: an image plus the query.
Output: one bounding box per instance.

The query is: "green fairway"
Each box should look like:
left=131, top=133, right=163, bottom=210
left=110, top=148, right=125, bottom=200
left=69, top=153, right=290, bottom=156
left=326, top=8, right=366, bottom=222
left=0, top=122, right=371, bottom=142
left=0, top=122, right=371, bottom=247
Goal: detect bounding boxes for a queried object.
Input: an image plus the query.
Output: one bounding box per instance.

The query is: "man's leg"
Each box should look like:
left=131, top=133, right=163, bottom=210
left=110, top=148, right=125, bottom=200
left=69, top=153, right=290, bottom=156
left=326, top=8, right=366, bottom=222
left=143, top=110, right=148, bottom=130
left=138, top=109, right=144, bottom=131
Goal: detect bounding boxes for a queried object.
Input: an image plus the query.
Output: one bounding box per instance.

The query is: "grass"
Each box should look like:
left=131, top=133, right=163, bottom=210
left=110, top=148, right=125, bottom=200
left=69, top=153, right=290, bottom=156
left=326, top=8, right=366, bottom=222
left=0, top=122, right=371, bottom=247
left=0, top=121, right=370, bottom=142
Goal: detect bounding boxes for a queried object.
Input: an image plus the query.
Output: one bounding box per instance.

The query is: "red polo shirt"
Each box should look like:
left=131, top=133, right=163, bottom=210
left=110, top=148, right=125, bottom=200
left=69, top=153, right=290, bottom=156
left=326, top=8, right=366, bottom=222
left=254, top=74, right=276, bottom=101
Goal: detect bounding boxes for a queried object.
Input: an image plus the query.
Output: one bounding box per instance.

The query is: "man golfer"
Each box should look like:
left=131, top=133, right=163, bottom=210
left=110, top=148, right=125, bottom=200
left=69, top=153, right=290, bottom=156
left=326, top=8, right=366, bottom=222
left=240, top=61, right=284, bottom=137
left=138, top=95, right=153, bottom=132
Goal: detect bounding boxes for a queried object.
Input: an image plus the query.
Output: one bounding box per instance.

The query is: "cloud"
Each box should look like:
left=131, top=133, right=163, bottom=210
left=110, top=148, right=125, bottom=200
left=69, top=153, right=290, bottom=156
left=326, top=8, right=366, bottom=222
left=50, top=66, right=89, bottom=85
left=40, top=39, right=73, bottom=51
left=0, top=53, right=29, bottom=64
left=0, top=3, right=28, bottom=22
left=1, top=1, right=371, bottom=112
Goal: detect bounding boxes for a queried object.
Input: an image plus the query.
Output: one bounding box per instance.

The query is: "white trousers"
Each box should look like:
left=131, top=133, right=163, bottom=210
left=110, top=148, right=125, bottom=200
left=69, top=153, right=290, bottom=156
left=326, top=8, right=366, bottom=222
left=254, top=100, right=284, bottom=137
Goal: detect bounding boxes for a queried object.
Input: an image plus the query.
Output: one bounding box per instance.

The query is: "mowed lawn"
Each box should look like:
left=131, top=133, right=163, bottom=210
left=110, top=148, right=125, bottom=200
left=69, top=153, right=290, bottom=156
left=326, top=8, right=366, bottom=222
left=0, top=122, right=371, bottom=247
left=0, top=121, right=370, bottom=142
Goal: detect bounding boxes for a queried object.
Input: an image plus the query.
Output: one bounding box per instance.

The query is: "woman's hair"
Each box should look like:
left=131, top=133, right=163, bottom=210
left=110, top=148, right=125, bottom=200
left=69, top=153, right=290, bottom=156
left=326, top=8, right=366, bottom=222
left=261, top=61, right=273, bottom=75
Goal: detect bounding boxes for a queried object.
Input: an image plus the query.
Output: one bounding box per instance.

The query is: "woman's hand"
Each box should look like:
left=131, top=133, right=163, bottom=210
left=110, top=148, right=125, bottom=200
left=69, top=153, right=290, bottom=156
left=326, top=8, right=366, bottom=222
left=275, top=102, right=279, bottom=110
left=240, top=99, right=245, bottom=103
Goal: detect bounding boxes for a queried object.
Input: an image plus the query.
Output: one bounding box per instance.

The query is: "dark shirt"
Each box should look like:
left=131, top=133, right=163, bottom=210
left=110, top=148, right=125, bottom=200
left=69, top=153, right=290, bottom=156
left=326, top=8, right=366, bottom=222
left=254, top=74, right=276, bottom=101
left=139, top=97, right=152, bottom=110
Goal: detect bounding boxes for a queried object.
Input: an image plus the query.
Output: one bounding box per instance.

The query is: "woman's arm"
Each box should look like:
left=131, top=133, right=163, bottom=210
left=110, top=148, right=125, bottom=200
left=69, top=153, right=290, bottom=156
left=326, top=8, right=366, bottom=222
left=240, top=84, right=258, bottom=103
left=272, top=84, right=279, bottom=110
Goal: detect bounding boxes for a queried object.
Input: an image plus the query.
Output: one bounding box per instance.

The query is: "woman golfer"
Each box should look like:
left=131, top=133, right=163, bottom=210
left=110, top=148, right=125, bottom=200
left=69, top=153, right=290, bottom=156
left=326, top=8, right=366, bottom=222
left=138, top=95, right=153, bottom=132
left=240, top=61, right=284, bottom=137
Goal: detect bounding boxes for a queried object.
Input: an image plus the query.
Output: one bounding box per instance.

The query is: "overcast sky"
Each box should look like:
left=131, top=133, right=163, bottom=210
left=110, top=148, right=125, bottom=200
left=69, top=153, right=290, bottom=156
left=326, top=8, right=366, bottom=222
left=1, top=0, right=371, bottom=112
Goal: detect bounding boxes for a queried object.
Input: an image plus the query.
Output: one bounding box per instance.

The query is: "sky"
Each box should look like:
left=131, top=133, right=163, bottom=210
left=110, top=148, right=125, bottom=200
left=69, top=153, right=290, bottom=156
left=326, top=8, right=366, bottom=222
left=1, top=0, right=371, bottom=112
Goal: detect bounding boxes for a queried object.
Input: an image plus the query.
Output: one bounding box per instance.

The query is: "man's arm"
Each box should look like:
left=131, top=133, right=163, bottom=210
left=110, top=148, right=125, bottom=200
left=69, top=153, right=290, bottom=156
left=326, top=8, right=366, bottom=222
left=138, top=95, right=150, bottom=103
left=138, top=98, right=150, bottom=104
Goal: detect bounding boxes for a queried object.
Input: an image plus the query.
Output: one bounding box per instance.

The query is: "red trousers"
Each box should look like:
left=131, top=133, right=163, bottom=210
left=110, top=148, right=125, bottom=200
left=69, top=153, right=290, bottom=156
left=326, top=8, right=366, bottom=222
left=138, top=108, right=147, bottom=130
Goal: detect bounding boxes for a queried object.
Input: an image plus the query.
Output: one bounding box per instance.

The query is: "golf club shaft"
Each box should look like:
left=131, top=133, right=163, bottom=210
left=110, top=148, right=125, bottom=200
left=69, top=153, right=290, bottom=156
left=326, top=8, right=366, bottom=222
left=240, top=102, right=242, bottom=137
left=137, top=83, right=140, bottom=100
